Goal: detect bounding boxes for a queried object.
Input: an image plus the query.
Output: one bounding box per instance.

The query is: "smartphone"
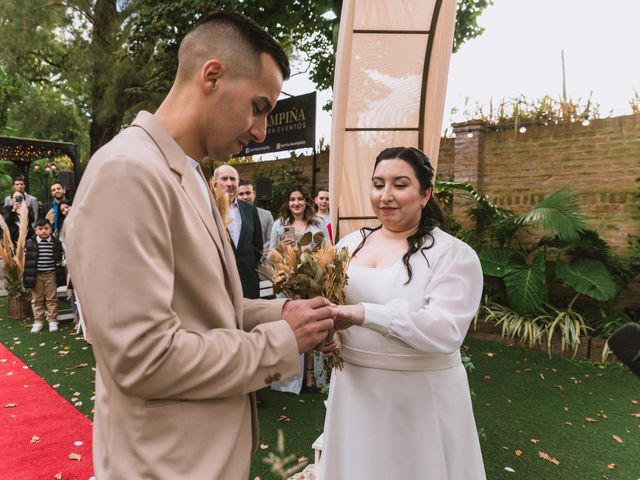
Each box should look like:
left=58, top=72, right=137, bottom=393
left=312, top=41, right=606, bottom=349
left=283, top=226, right=295, bottom=242
left=14, top=194, right=23, bottom=204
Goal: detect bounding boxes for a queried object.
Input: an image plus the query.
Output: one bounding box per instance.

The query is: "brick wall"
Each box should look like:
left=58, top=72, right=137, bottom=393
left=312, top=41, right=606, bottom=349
left=436, top=138, right=455, bottom=179
left=466, top=115, right=640, bottom=253
left=234, top=150, right=330, bottom=193
left=230, top=114, right=639, bottom=254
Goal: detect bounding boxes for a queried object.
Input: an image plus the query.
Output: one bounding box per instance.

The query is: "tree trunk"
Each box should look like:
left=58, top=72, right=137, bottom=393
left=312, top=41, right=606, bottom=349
left=89, top=0, right=123, bottom=155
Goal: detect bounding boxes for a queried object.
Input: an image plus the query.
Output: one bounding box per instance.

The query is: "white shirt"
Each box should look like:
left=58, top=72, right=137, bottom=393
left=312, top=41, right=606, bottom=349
left=227, top=199, right=242, bottom=246
left=186, top=156, right=212, bottom=211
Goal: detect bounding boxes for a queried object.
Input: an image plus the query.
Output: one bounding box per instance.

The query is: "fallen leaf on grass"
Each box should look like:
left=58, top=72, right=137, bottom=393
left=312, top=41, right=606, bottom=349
left=564, top=422, right=572, bottom=426
left=276, top=415, right=290, bottom=422
left=259, top=444, right=269, bottom=450
left=608, top=463, right=616, bottom=470
left=584, top=417, right=598, bottom=423
left=632, top=400, right=638, bottom=405
left=629, top=413, right=640, bottom=418
left=597, top=411, right=608, bottom=419
left=554, top=384, right=564, bottom=391
left=539, top=373, right=545, bottom=380
left=612, top=435, right=623, bottom=444
left=68, top=453, right=81, bottom=461
left=530, top=439, right=540, bottom=445
left=538, top=451, right=560, bottom=465
left=514, top=449, right=523, bottom=457
left=483, top=352, right=496, bottom=357
left=30, top=435, right=40, bottom=444
left=483, top=375, right=492, bottom=381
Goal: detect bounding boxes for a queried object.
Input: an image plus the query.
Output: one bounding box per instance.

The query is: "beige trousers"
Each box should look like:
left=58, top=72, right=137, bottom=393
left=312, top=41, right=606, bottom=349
left=31, top=271, right=58, bottom=324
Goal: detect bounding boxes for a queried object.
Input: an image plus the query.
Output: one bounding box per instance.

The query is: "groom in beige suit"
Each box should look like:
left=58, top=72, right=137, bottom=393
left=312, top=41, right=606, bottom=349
left=64, top=12, right=334, bottom=480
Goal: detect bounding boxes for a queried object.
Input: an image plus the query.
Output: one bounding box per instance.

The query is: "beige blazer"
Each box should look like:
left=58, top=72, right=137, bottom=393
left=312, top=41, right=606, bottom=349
left=65, top=111, right=300, bottom=479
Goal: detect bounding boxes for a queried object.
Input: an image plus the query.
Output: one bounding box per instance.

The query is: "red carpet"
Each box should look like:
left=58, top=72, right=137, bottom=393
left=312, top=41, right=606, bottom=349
left=0, top=342, right=94, bottom=480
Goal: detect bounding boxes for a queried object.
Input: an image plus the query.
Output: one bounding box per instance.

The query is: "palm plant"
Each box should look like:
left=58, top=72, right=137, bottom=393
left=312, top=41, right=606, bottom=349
left=476, top=186, right=618, bottom=316
left=441, top=182, right=621, bottom=356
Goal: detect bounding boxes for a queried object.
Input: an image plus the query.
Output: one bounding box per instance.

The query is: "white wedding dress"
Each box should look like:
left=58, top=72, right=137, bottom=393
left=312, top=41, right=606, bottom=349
left=319, top=228, right=486, bottom=479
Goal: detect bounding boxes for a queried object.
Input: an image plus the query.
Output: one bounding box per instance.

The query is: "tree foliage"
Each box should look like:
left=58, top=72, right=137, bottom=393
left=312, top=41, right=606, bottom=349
left=0, top=0, right=492, bottom=156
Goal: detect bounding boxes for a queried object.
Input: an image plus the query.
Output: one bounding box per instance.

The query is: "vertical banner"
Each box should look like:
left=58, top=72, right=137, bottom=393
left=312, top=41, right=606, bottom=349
left=234, top=92, right=316, bottom=157
left=329, top=0, right=457, bottom=240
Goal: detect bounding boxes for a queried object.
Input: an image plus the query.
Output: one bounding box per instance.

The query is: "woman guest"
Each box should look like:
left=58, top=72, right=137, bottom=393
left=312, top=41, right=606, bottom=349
left=314, top=187, right=332, bottom=243
left=320, top=147, right=486, bottom=479
left=269, top=184, right=330, bottom=394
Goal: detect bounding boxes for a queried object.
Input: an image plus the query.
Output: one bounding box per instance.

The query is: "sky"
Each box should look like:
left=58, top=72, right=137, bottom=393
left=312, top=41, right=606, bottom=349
left=270, top=0, right=640, bottom=158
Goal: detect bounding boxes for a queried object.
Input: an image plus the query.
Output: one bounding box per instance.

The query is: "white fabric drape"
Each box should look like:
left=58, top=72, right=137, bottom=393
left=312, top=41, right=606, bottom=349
left=329, top=0, right=457, bottom=240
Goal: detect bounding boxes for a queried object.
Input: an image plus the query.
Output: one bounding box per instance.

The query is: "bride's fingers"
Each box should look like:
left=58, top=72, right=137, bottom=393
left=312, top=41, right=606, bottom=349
left=319, top=339, right=338, bottom=354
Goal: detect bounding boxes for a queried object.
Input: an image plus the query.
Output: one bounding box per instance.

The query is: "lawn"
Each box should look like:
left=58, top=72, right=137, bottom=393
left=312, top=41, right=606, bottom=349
left=1, top=299, right=639, bottom=479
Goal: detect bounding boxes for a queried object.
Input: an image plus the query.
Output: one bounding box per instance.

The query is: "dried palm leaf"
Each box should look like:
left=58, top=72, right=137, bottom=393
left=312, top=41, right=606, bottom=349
left=0, top=214, right=15, bottom=266
left=15, top=202, right=29, bottom=275
left=210, top=179, right=232, bottom=227
left=45, top=208, right=54, bottom=224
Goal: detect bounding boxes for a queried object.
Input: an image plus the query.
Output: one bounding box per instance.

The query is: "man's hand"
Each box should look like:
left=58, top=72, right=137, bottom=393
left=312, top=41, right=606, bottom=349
left=282, top=297, right=335, bottom=354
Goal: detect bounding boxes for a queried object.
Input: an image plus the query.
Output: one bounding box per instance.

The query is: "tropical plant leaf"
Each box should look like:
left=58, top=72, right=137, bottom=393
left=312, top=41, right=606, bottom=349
left=503, top=253, right=546, bottom=316
left=556, top=259, right=617, bottom=302
left=478, top=248, right=527, bottom=278
left=435, top=180, right=511, bottom=220
left=516, top=186, right=587, bottom=241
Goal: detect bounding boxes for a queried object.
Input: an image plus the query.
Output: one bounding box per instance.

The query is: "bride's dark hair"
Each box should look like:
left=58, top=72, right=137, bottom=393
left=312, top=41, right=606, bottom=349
left=351, top=147, right=445, bottom=284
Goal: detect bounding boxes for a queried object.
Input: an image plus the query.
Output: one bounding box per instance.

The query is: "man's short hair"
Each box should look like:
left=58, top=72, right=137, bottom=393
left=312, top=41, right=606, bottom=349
left=177, top=11, right=290, bottom=83
left=238, top=179, right=253, bottom=188
left=316, top=186, right=329, bottom=194
left=13, top=176, right=25, bottom=184
left=50, top=181, right=64, bottom=190
left=35, top=218, right=52, bottom=228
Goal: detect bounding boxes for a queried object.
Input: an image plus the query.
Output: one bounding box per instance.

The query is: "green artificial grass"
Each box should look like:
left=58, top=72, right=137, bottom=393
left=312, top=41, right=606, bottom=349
left=465, top=337, right=640, bottom=480
left=2, top=299, right=639, bottom=480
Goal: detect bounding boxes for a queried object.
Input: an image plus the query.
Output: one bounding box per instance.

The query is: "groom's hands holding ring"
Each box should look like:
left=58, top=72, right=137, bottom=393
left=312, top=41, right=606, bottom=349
left=282, top=297, right=335, bottom=354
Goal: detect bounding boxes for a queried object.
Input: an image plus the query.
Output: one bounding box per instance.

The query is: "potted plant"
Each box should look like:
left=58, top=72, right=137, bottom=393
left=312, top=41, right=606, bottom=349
left=0, top=201, right=31, bottom=319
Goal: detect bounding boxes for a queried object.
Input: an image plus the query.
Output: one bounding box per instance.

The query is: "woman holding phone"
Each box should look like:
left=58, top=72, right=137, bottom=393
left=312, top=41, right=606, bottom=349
left=269, top=184, right=330, bottom=394
left=269, top=184, right=330, bottom=252
left=2, top=191, right=34, bottom=245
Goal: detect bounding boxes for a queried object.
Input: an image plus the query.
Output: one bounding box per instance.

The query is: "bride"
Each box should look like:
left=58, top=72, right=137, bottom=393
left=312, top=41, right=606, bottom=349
left=320, top=147, right=486, bottom=479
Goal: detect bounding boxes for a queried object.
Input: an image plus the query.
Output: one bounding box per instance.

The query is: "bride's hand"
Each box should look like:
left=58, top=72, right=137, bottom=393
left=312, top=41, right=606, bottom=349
left=334, top=304, right=364, bottom=330
left=317, top=328, right=340, bottom=357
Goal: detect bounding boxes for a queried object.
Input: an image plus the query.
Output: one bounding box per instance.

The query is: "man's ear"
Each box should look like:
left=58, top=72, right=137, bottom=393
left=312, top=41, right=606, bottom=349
left=201, top=59, right=224, bottom=92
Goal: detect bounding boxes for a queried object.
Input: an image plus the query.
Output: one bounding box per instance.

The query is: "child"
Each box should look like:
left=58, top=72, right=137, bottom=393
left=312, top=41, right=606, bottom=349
left=23, top=219, right=66, bottom=333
